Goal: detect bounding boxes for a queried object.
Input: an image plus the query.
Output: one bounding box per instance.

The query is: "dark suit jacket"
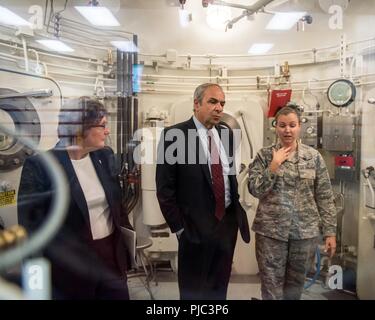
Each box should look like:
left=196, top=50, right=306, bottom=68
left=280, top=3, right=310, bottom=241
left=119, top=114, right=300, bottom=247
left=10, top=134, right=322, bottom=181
left=17, top=144, right=132, bottom=298
left=156, top=117, right=250, bottom=244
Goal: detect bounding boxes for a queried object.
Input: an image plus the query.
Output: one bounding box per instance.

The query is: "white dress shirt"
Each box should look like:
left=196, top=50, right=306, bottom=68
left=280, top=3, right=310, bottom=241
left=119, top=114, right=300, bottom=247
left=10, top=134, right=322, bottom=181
left=193, top=116, right=232, bottom=208
left=71, top=155, right=114, bottom=240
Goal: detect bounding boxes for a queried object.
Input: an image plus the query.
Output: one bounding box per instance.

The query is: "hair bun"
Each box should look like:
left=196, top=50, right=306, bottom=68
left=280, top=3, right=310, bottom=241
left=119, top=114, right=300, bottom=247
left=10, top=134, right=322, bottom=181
left=285, top=101, right=303, bottom=114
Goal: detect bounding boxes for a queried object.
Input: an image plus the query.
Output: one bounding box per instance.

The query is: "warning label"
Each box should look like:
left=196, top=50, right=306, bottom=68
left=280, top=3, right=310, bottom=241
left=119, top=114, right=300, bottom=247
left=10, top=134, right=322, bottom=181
left=0, top=190, right=16, bottom=207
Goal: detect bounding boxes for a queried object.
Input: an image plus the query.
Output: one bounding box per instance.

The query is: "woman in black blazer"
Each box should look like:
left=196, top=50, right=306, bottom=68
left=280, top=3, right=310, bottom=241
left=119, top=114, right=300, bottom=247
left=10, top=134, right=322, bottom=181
left=18, top=97, right=132, bottom=299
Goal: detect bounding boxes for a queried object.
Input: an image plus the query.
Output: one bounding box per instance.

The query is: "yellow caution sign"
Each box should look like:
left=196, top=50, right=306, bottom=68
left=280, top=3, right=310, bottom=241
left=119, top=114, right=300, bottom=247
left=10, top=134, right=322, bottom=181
left=0, top=190, right=16, bottom=207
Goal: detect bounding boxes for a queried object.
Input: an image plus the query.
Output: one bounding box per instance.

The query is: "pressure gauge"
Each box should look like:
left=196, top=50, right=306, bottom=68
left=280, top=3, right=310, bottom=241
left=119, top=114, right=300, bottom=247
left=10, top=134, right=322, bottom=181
left=306, top=126, right=315, bottom=134
left=327, top=79, right=356, bottom=107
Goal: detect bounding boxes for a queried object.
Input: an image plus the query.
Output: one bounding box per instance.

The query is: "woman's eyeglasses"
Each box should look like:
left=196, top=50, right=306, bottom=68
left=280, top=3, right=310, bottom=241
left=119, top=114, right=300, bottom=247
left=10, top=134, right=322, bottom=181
left=89, top=124, right=108, bottom=129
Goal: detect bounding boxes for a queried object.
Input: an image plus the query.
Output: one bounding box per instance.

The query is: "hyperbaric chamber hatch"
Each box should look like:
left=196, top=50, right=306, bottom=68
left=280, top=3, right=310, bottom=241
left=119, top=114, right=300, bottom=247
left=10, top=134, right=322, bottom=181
left=0, top=88, right=41, bottom=172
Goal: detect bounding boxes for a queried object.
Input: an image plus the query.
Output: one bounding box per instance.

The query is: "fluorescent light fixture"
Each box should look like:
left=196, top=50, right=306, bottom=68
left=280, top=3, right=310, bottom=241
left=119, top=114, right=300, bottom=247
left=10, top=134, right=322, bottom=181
left=248, top=43, right=274, bottom=55
left=75, top=6, right=120, bottom=27
left=266, top=12, right=306, bottom=30
left=206, top=5, right=231, bottom=31
left=36, top=40, right=74, bottom=52
left=0, top=6, right=31, bottom=26
left=111, top=41, right=138, bottom=52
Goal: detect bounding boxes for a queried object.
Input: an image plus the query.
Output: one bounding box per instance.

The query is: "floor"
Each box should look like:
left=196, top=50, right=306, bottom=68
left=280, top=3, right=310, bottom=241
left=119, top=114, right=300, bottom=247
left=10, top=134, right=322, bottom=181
left=128, top=267, right=358, bottom=300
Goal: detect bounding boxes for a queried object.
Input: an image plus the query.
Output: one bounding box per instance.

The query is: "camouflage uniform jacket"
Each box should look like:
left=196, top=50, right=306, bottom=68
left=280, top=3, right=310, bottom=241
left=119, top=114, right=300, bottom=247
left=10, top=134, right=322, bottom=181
left=248, top=143, right=336, bottom=242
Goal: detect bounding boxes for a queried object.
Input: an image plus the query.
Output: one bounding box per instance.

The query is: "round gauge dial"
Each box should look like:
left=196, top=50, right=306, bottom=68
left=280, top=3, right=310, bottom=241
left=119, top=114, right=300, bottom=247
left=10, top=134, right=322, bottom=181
left=306, top=126, right=315, bottom=134
left=327, top=79, right=356, bottom=107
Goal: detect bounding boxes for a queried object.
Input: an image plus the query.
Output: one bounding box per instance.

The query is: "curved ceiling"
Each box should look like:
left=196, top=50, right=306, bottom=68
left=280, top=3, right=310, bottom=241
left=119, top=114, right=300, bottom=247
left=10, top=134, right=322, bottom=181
left=0, top=0, right=374, bottom=55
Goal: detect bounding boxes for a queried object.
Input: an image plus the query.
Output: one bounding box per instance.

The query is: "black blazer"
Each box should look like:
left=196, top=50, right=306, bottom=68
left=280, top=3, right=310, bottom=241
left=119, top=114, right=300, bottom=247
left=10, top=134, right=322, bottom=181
left=156, top=117, right=250, bottom=244
left=17, top=144, right=132, bottom=298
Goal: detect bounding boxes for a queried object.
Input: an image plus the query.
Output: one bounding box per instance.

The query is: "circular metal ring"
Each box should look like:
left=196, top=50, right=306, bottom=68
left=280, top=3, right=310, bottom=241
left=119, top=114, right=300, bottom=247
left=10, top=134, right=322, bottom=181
left=327, top=79, right=356, bottom=108
left=0, top=88, right=41, bottom=171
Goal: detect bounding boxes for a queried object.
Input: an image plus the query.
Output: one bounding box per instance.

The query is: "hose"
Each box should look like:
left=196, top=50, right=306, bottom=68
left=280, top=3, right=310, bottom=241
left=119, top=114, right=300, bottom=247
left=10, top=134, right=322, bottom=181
left=304, top=246, right=321, bottom=290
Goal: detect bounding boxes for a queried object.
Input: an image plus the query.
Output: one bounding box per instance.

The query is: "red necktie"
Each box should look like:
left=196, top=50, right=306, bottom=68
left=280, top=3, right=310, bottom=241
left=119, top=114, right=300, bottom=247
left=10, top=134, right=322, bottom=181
left=208, top=130, right=225, bottom=221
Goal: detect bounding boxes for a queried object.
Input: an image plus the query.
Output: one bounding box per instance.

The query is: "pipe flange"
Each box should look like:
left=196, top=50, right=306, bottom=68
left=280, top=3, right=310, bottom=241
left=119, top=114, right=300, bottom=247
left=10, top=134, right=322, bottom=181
left=0, top=88, right=41, bottom=171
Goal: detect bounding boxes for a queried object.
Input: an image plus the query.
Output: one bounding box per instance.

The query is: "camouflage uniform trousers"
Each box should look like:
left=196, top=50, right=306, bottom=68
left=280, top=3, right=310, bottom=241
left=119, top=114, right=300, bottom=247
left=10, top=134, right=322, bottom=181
left=255, top=233, right=318, bottom=300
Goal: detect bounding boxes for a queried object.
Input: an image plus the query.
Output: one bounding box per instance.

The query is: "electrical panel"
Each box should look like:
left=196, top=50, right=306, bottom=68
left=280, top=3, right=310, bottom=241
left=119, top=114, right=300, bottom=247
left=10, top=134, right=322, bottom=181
left=322, top=115, right=354, bottom=151
left=300, top=113, right=318, bottom=148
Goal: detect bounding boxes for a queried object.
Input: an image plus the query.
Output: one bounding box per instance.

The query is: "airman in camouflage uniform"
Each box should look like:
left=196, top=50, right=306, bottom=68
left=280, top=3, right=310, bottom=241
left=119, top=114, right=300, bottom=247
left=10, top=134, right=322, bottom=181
left=248, top=106, right=336, bottom=300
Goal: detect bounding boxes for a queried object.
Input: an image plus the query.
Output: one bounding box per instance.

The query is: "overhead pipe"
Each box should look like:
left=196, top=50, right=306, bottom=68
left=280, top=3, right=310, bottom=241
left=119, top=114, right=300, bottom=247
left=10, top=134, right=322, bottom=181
left=2, top=39, right=374, bottom=81
left=0, top=39, right=105, bottom=66
left=51, top=77, right=375, bottom=95
left=46, top=70, right=115, bottom=81
left=1, top=49, right=112, bottom=78
left=0, top=89, right=53, bottom=99
left=0, top=67, right=63, bottom=105
left=141, top=45, right=338, bottom=59
left=140, top=73, right=375, bottom=81
left=44, top=62, right=112, bottom=75
left=1, top=24, right=374, bottom=65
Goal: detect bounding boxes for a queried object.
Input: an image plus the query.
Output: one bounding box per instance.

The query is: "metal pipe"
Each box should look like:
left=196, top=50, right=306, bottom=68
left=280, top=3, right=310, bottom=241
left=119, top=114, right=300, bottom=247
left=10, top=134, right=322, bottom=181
left=239, top=112, right=254, bottom=159
left=211, top=0, right=273, bottom=11
left=46, top=70, right=115, bottom=81
left=0, top=67, right=63, bottom=106
left=127, top=96, right=133, bottom=170
left=0, top=89, right=53, bottom=99
left=116, top=49, right=123, bottom=166
left=133, top=34, right=139, bottom=135
left=28, top=49, right=41, bottom=73
left=142, top=45, right=337, bottom=59
left=128, top=51, right=134, bottom=139
left=123, top=53, right=130, bottom=166
left=0, top=39, right=103, bottom=65
left=21, top=36, right=29, bottom=72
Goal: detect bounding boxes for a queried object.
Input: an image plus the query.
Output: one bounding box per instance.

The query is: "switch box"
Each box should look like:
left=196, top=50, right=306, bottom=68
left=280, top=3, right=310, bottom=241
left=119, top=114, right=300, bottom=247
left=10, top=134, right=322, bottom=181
left=322, top=114, right=354, bottom=151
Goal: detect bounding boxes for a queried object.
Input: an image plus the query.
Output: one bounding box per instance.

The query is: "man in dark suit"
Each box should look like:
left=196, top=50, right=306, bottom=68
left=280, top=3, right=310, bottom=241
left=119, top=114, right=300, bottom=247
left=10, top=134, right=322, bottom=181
left=156, top=83, right=250, bottom=300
